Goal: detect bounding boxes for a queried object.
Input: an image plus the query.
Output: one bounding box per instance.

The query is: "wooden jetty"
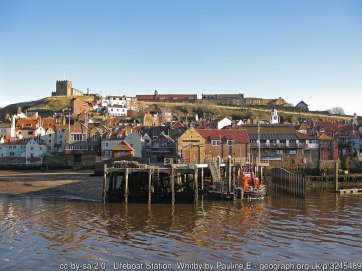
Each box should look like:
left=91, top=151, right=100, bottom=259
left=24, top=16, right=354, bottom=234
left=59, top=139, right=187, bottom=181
left=102, top=156, right=243, bottom=204
left=271, top=168, right=306, bottom=197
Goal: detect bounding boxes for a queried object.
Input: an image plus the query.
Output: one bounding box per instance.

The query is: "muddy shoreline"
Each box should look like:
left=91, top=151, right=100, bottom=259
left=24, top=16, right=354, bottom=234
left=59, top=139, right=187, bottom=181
left=0, top=169, right=103, bottom=201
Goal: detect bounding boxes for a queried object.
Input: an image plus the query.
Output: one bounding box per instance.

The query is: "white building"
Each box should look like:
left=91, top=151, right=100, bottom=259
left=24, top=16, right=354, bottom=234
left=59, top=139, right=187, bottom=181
left=107, top=106, right=128, bottom=117
left=125, top=133, right=144, bottom=157
left=0, top=140, right=26, bottom=158
left=270, top=109, right=280, bottom=124
left=41, top=128, right=56, bottom=151
left=55, top=128, right=67, bottom=151
left=0, top=116, right=16, bottom=139
left=102, top=95, right=138, bottom=110
left=26, top=138, right=46, bottom=164
left=101, top=131, right=125, bottom=160
left=217, top=117, right=232, bottom=130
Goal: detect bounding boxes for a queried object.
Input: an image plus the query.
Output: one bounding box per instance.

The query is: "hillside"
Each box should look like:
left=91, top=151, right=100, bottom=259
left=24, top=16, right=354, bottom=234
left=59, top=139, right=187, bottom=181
left=139, top=101, right=352, bottom=124
left=0, top=96, right=94, bottom=118
left=0, top=96, right=353, bottom=124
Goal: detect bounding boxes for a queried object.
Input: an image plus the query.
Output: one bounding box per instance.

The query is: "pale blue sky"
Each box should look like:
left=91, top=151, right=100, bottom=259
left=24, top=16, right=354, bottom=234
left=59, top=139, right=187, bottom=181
left=0, top=0, right=361, bottom=115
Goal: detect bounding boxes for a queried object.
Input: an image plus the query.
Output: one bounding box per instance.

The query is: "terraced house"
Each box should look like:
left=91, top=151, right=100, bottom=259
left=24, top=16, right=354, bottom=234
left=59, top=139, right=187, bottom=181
left=65, top=121, right=106, bottom=166
left=241, top=124, right=317, bottom=170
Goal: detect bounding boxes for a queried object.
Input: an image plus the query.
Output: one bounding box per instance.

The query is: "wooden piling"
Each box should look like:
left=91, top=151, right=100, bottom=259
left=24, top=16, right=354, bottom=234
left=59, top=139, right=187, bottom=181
left=124, top=168, right=129, bottom=204
left=227, top=155, right=232, bottom=193
left=201, top=167, right=204, bottom=192
left=194, top=167, right=198, bottom=203
left=148, top=168, right=152, bottom=204
left=335, top=160, right=339, bottom=192
left=102, top=164, right=107, bottom=203
left=171, top=166, right=175, bottom=204
left=216, top=155, right=221, bottom=181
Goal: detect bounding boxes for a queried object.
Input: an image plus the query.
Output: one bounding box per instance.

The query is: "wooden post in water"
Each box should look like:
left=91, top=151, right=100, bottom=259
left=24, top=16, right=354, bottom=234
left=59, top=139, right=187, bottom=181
left=227, top=155, right=232, bottom=193
left=335, top=160, right=339, bottom=192
left=102, top=164, right=107, bottom=203
left=171, top=166, right=175, bottom=204
left=216, top=155, right=221, bottom=181
left=201, top=167, right=204, bottom=192
left=148, top=168, right=152, bottom=204
left=124, top=168, right=129, bottom=204
left=194, top=166, right=198, bottom=203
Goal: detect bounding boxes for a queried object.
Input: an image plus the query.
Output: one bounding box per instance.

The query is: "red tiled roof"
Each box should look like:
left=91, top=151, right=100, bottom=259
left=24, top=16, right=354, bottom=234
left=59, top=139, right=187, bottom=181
left=16, top=119, right=37, bottom=128
left=314, top=121, right=340, bottom=131
left=319, top=133, right=333, bottom=141
left=42, top=118, right=56, bottom=129
left=196, top=129, right=249, bottom=143
left=102, top=131, right=126, bottom=140
left=16, top=127, right=36, bottom=131
left=2, top=137, right=45, bottom=145
left=54, top=124, right=69, bottom=131
left=171, top=121, right=184, bottom=129
left=3, top=139, right=27, bottom=145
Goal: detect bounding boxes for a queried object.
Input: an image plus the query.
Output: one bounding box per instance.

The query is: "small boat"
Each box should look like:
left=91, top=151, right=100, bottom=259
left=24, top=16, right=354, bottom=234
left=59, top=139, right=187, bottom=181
left=239, top=172, right=266, bottom=200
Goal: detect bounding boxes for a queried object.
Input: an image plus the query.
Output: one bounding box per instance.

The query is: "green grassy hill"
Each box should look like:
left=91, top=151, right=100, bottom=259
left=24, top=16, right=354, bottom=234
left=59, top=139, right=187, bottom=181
left=0, top=96, right=94, bottom=118
left=0, top=96, right=352, bottom=124
left=139, top=101, right=352, bottom=124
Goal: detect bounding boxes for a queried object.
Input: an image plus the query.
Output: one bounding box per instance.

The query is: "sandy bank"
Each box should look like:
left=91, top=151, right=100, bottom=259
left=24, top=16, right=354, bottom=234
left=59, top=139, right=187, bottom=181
left=0, top=169, right=103, bottom=201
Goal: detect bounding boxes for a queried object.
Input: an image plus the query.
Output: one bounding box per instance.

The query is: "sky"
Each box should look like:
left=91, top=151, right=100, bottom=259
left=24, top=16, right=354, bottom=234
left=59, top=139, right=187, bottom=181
left=0, top=0, right=361, bottom=115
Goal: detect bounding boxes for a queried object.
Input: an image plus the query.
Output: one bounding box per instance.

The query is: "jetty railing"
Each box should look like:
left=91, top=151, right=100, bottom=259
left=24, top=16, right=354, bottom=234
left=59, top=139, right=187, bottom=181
left=271, top=168, right=306, bottom=197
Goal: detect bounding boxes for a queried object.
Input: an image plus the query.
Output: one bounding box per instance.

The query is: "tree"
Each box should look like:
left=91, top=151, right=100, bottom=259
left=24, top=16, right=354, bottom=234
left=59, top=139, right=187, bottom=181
left=328, top=107, right=345, bottom=115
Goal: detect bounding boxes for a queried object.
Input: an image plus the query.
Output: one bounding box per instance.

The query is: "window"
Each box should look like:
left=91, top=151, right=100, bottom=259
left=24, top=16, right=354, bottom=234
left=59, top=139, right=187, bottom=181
left=212, top=140, right=221, bottom=146
left=71, top=133, right=86, bottom=142
left=30, top=147, right=34, bottom=151
left=290, top=149, right=297, bottom=155
left=105, top=143, right=109, bottom=147
left=28, top=131, right=34, bottom=135
left=49, top=140, right=52, bottom=143
left=276, top=149, right=283, bottom=155
left=227, top=140, right=234, bottom=146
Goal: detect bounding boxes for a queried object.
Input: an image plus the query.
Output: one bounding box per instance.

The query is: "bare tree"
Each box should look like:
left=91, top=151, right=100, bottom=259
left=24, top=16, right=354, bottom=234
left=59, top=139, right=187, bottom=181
left=328, top=107, right=345, bottom=115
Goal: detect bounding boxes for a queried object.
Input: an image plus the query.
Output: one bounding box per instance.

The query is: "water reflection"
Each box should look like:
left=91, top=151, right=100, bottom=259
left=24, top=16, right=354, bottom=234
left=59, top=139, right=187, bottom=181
left=0, top=192, right=361, bottom=270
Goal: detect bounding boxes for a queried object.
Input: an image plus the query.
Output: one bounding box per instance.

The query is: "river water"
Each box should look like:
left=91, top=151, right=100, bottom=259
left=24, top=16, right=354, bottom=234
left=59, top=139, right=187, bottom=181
left=0, top=191, right=361, bottom=271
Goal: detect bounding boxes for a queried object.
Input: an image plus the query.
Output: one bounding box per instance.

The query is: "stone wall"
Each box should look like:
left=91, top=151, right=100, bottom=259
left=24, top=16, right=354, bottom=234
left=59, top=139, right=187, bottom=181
left=44, top=155, right=67, bottom=168
left=0, top=157, right=26, bottom=164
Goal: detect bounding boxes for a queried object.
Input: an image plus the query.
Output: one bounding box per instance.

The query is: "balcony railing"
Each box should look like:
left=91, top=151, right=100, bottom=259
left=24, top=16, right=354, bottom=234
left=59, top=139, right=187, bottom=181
left=250, top=142, right=304, bottom=148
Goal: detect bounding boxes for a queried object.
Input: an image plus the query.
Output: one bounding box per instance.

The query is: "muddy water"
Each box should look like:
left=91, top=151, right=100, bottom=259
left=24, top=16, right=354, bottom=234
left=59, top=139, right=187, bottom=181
left=0, top=192, right=361, bottom=271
